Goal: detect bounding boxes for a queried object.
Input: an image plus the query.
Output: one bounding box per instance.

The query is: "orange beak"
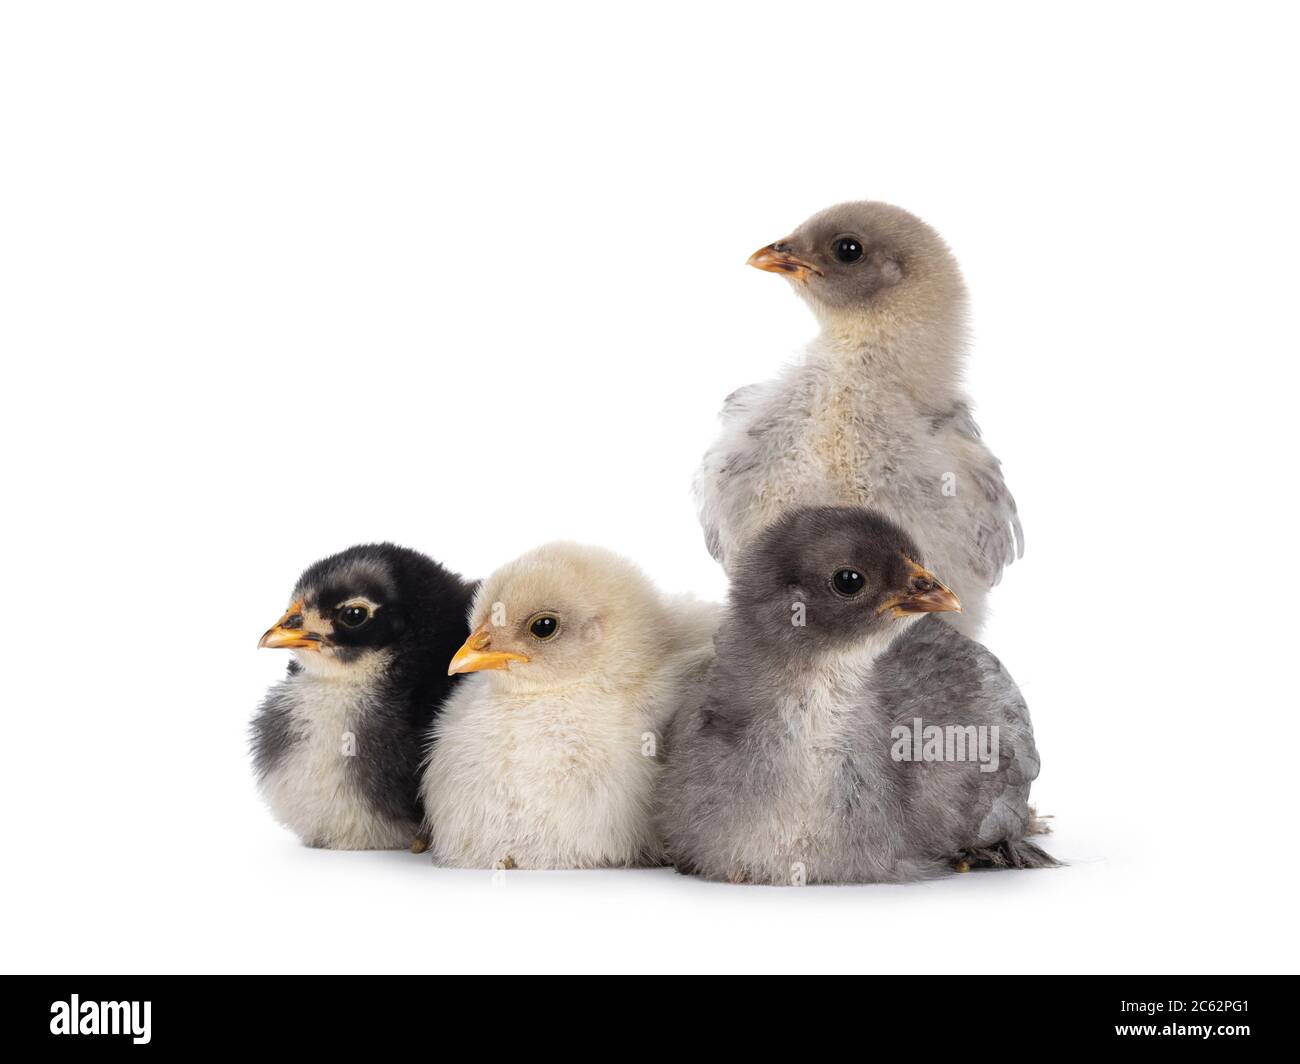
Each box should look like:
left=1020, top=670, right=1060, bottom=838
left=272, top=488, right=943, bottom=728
left=447, top=625, right=530, bottom=676
left=747, top=240, right=822, bottom=281
left=258, top=601, right=325, bottom=650
left=877, top=561, right=963, bottom=617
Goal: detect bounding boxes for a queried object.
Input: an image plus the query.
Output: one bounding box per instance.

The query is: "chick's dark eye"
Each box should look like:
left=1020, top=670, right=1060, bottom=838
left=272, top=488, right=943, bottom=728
left=529, top=615, right=558, bottom=640
left=338, top=605, right=370, bottom=628
left=834, top=237, right=864, bottom=263
left=832, top=568, right=866, bottom=596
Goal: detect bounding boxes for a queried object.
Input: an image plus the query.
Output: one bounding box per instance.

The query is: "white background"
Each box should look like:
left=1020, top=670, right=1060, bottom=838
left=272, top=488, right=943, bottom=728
left=2, top=1, right=1296, bottom=974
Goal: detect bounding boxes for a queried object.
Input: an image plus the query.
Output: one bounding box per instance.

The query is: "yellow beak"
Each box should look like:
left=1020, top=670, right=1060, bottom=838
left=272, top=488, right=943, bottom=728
left=747, top=240, right=822, bottom=281
left=877, top=561, right=963, bottom=617
left=258, top=601, right=325, bottom=650
left=447, top=625, right=530, bottom=676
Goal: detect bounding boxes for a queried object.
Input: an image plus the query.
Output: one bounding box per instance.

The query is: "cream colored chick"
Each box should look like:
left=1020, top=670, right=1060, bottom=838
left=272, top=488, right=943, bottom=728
left=420, top=543, right=718, bottom=869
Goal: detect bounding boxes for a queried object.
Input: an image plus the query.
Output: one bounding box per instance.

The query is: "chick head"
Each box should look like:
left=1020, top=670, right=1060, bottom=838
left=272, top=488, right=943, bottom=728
left=448, top=543, right=671, bottom=693
left=747, top=200, right=964, bottom=329
left=258, top=543, right=429, bottom=676
left=730, top=506, right=961, bottom=662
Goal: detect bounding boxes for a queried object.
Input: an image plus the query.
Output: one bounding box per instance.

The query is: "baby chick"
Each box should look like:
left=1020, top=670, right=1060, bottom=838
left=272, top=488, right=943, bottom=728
left=252, top=543, right=475, bottom=849
left=421, top=543, right=718, bottom=869
left=696, top=201, right=1021, bottom=636
left=659, top=506, right=1053, bottom=885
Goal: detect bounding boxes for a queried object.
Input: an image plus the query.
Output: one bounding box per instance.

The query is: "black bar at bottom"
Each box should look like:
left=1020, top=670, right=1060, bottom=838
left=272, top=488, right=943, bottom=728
left=1, top=975, right=1289, bottom=1051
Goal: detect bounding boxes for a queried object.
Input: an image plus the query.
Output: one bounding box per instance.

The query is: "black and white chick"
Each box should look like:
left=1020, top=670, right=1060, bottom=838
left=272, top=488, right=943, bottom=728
left=251, top=543, right=475, bottom=849
left=696, top=201, right=1022, bottom=637
left=658, top=506, right=1054, bottom=885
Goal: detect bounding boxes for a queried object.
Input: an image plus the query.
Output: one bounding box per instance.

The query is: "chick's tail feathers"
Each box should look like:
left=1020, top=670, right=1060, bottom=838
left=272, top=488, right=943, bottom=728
left=960, top=838, right=1060, bottom=871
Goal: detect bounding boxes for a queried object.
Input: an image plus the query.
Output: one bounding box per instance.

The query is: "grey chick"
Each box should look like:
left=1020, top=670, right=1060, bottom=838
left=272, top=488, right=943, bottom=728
left=658, top=506, right=1054, bottom=885
left=695, top=201, right=1022, bottom=637
left=252, top=543, right=476, bottom=849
